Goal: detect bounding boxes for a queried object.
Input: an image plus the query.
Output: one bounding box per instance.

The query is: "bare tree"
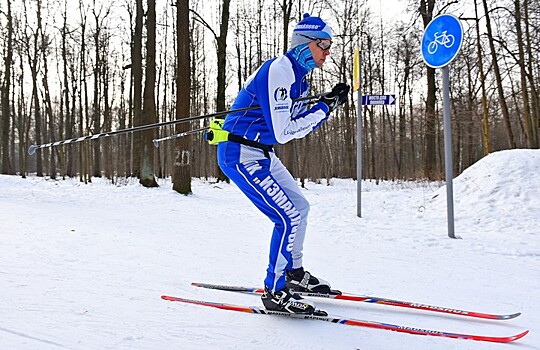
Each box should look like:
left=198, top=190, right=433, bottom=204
left=131, top=0, right=144, bottom=178
left=172, top=0, right=192, bottom=194
left=23, top=0, right=45, bottom=177
left=523, top=0, right=539, bottom=147
left=40, top=18, right=56, bottom=179
left=139, top=0, right=159, bottom=187
left=60, top=0, right=76, bottom=177
left=15, top=12, right=30, bottom=177
left=191, top=0, right=230, bottom=182
left=217, top=0, right=231, bottom=112
left=419, top=0, right=437, bottom=179
left=473, top=0, right=491, bottom=155
left=482, top=0, right=515, bottom=149
left=514, top=0, right=537, bottom=148
left=1, top=0, right=13, bottom=174
left=78, top=0, right=91, bottom=183
left=190, top=0, right=231, bottom=112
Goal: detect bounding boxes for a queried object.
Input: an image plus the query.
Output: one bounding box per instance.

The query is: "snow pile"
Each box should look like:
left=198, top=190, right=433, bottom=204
left=430, top=149, right=540, bottom=236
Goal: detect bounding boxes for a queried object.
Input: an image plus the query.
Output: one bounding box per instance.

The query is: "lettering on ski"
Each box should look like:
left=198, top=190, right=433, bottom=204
left=409, top=303, right=469, bottom=315
left=161, top=295, right=529, bottom=343
left=191, top=282, right=522, bottom=320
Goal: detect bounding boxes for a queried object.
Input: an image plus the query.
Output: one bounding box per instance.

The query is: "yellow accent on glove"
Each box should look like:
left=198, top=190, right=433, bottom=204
left=205, top=119, right=230, bottom=145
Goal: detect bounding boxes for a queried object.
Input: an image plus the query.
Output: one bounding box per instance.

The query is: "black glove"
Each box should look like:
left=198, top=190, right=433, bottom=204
left=319, top=83, right=350, bottom=113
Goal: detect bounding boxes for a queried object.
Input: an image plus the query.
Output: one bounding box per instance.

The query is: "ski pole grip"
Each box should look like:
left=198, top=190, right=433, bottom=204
left=204, top=131, right=214, bottom=142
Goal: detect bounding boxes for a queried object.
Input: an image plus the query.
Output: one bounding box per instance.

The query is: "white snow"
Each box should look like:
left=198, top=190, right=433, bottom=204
left=1, top=149, right=538, bottom=350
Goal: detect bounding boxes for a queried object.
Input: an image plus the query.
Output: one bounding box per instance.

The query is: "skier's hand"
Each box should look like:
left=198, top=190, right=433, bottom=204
left=204, top=119, right=229, bottom=145
left=319, top=83, right=350, bottom=114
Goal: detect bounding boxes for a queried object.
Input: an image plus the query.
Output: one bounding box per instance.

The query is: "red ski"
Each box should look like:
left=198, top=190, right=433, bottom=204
left=161, top=295, right=528, bottom=343
left=191, top=282, right=521, bottom=320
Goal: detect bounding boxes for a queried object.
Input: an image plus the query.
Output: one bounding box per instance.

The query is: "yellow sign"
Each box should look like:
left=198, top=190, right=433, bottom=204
left=353, top=48, right=360, bottom=92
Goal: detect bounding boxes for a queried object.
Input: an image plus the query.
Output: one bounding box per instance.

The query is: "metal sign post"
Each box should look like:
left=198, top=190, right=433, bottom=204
left=353, top=49, right=397, bottom=218
left=353, top=48, right=362, bottom=218
left=421, top=14, right=463, bottom=239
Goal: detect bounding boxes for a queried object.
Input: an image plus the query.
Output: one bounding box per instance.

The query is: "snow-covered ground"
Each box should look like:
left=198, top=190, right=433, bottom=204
left=1, top=149, right=538, bottom=350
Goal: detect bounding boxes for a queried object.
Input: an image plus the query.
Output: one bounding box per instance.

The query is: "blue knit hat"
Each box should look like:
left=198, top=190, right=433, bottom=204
left=290, top=13, right=333, bottom=49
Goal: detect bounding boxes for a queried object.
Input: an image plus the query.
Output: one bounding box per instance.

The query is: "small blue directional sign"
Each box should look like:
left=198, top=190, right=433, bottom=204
left=421, top=14, right=463, bottom=68
left=362, top=94, right=396, bottom=106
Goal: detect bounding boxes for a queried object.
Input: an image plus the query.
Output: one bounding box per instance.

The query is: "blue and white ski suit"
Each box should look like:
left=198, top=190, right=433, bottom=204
left=217, top=45, right=330, bottom=292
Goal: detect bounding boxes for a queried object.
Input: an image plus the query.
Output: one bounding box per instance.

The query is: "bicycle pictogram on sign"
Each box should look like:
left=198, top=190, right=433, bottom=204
left=427, top=31, right=455, bottom=54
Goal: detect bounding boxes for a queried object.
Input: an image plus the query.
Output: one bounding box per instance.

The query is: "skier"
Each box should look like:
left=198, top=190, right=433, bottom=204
left=214, top=13, right=349, bottom=314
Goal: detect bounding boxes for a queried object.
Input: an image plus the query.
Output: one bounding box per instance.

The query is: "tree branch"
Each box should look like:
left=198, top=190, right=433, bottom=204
left=189, top=9, right=218, bottom=41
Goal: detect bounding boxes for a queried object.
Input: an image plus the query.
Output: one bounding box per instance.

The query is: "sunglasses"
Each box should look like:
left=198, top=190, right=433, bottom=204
left=298, top=34, right=333, bottom=51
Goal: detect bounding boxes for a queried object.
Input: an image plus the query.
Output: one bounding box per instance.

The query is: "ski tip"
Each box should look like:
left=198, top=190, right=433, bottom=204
left=499, top=312, right=521, bottom=320
left=152, top=139, right=160, bottom=148
left=28, top=145, right=38, bottom=155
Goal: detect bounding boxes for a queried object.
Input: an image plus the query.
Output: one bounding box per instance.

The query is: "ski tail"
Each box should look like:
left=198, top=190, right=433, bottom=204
left=162, top=295, right=258, bottom=314
left=191, top=282, right=264, bottom=294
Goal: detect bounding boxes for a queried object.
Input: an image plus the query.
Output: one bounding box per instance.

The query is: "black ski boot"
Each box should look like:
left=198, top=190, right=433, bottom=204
left=286, top=267, right=334, bottom=294
left=261, top=286, right=326, bottom=315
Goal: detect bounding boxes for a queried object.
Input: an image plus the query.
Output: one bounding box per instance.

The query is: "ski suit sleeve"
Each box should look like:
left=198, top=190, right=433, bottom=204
left=257, top=57, right=330, bottom=145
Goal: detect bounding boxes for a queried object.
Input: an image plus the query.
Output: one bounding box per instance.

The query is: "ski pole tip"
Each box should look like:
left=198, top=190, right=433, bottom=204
left=28, top=145, right=38, bottom=155
left=152, top=139, right=160, bottom=148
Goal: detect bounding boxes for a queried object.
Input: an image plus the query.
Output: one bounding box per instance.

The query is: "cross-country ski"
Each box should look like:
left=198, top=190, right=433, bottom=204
left=191, top=282, right=521, bottom=320
left=161, top=295, right=529, bottom=343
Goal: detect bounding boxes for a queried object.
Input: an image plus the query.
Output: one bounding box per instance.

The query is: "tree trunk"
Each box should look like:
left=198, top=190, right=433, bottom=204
left=79, top=7, right=89, bottom=184
left=92, top=9, right=102, bottom=177
left=420, top=0, right=437, bottom=179
left=172, top=0, right=192, bottom=194
left=1, top=0, right=13, bottom=174
left=62, top=1, right=74, bottom=177
left=514, top=0, right=535, bottom=148
left=25, top=0, right=44, bottom=176
left=140, top=0, right=158, bottom=188
left=216, top=0, right=230, bottom=112
left=16, top=40, right=28, bottom=177
left=523, top=0, right=539, bottom=147
left=41, top=27, right=56, bottom=179
left=132, top=0, right=144, bottom=178
left=474, top=0, right=491, bottom=155
left=214, top=0, right=231, bottom=182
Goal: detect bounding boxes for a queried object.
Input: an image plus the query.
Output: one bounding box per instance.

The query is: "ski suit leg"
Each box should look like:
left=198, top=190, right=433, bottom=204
left=220, top=153, right=309, bottom=292
left=268, top=156, right=309, bottom=270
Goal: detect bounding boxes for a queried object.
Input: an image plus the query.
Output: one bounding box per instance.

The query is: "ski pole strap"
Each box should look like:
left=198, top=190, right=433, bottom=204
left=204, top=119, right=274, bottom=158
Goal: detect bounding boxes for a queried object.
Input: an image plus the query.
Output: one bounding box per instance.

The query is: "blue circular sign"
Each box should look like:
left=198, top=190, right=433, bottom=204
left=421, top=14, right=463, bottom=68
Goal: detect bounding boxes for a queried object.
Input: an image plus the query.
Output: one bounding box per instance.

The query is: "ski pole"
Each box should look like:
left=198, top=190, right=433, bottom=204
left=151, top=93, right=330, bottom=147
left=27, top=93, right=326, bottom=155
left=152, top=127, right=207, bottom=148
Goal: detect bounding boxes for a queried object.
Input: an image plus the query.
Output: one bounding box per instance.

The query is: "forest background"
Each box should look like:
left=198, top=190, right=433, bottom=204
left=0, top=0, right=538, bottom=193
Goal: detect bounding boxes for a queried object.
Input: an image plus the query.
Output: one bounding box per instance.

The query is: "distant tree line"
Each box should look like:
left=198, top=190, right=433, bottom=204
left=0, top=0, right=538, bottom=193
